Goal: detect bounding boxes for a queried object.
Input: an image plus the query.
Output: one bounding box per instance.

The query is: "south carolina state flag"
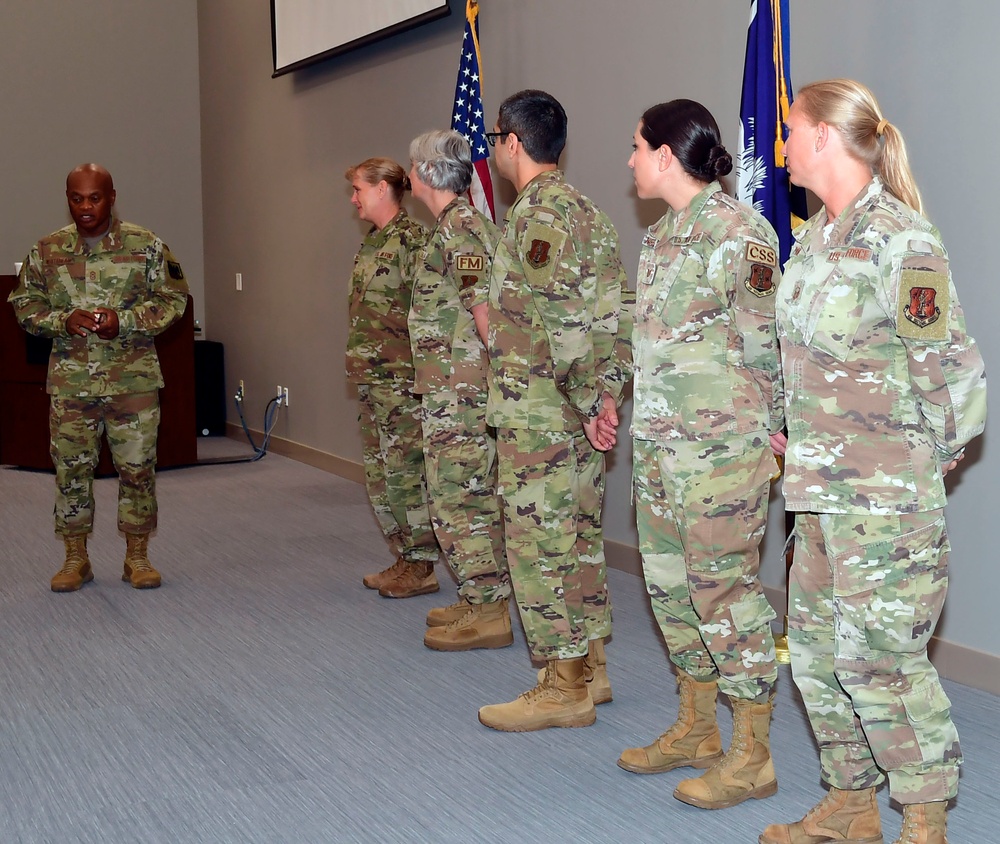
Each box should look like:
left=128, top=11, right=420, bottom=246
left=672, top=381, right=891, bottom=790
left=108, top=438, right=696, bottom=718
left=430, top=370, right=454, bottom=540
left=450, top=0, right=495, bottom=222
left=736, top=0, right=806, bottom=267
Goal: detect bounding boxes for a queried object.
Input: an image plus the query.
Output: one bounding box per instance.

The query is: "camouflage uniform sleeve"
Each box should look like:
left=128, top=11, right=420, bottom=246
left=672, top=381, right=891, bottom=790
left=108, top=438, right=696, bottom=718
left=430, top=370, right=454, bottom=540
left=879, top=231, right=987, bottom=461
left=598, top=271, right=633, bottom=407
left=116, top=241, right=189, bottom=336
left=714, top=231, right=784, bottom=433
left=522, top=214, right=602, bottom=421
left=8, top=243, right=70, bottom=337
left=450, top=228, right=493, bottom=313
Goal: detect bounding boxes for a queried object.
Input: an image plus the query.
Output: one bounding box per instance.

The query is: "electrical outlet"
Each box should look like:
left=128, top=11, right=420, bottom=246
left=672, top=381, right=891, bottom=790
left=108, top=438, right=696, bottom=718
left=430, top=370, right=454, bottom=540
left=276, top=384, right=283, bottom=404
left=236, top=272, right=243, bottom=291
left=282, top=386, right=289, bottom=407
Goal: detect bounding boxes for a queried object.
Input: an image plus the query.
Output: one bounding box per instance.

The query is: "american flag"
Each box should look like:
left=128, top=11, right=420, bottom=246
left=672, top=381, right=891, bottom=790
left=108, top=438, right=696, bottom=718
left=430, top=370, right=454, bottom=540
left=450, top=0, right=495, bottom=221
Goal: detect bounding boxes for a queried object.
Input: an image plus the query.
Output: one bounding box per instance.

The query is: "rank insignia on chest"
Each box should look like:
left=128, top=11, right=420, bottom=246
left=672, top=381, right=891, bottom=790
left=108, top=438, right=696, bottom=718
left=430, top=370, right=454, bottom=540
left=745, top=263, right=775, bottom=297
left=526, top=239, right=551, bottom=269
left=904, top=286, right=940, bottom=328
left=457, top=255, right=484, bottom=272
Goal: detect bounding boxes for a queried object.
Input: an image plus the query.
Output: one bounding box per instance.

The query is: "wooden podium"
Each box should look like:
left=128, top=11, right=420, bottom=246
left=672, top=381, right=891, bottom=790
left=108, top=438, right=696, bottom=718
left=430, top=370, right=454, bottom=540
left=0, top=274, right=197, bottom=472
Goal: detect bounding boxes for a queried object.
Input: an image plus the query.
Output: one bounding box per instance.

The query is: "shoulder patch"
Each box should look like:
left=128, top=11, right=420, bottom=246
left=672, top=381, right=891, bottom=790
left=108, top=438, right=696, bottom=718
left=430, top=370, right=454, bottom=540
left=744, top=241, right=777, bottom=267
left=456, top=255, right=484, bottom=272
left=744, top=263, right=776, bottom=298
left=521, top=220, right=568, bottom=280
left=897, top=268, right=949, bottom=342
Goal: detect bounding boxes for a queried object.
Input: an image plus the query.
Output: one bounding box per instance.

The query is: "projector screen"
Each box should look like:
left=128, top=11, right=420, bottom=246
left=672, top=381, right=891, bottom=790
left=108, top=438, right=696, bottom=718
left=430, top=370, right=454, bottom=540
left=271, top=0, right=451, bottom=76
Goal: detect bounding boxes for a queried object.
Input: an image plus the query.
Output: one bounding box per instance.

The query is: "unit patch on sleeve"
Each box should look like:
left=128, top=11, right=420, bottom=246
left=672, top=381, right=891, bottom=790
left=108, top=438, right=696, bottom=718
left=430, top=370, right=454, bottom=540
left=742, top=241, right=777, bottom=299
left=897, top=268, right=949, bottom=342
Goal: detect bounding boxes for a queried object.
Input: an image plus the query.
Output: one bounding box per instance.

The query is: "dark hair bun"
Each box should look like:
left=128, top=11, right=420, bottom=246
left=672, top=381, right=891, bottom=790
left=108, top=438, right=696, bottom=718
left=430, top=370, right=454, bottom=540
left=705, top=145, right=733, bottom=179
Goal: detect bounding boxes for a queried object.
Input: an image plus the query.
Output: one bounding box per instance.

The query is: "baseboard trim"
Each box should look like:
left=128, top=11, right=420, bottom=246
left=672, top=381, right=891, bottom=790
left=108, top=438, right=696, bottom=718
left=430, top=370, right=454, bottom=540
left=230, top=428, right=999, bottom=697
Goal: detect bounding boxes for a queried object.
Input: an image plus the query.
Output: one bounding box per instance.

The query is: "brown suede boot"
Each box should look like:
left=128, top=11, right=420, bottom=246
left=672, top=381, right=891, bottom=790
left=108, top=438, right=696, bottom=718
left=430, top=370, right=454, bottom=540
left=51, top=535, right=94, bottom=592
left=478, top=657, right=596, bottom=732
left=893, top=802, right=947, bottom=844
left=538, top=637, right=612, bottom=704
left=617, top=670, right=723, bottom=773
left=426, top=598, right=472, bottom=627
left=378, top=560, right=438, bottom=598
left=362, top=556, right=408, bottom=590
left=759, top=787, right=883, bottom=844
left=424, top=599, right=513, bottom=651
left=673, top=696, right=777, bottom=809
left=122, top=533, right=161, bottom=589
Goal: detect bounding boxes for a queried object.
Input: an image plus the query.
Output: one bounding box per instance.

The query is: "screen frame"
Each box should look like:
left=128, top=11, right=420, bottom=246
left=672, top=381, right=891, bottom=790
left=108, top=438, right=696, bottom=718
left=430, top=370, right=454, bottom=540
left=270, top=1, right=451, bottom=77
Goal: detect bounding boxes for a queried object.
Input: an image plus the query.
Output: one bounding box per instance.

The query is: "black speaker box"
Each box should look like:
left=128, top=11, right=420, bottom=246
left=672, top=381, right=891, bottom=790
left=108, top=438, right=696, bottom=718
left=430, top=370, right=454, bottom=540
left=194, top=340, right=226, bottom=436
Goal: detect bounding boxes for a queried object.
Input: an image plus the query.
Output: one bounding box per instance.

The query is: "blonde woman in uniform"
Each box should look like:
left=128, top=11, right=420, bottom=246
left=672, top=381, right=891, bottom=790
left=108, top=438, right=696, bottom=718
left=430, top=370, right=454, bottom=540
left=761, top=79, right=986, bottom=844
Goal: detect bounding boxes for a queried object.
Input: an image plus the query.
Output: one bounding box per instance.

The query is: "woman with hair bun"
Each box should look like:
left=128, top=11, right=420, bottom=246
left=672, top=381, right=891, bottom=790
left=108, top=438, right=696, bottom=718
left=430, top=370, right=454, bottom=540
left=761, top=79, right=986, bottom=844
left=344, top=157, right=441, bottom=598
left=616, top=99, right=784, bottom=812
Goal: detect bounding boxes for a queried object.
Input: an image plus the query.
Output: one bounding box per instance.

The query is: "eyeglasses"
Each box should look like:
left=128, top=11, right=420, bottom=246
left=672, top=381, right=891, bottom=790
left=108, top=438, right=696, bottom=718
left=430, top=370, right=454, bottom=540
left=484, top=131, right=511, bottom=147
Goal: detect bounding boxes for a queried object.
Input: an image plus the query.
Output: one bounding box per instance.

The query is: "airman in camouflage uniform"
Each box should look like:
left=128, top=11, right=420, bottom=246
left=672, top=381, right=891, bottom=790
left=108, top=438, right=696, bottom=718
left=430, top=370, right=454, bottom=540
left=761, top=81, right=987, bottom=844
left=775, top=178, right=984, bottom=825
left=406, top=130, right=511, bottom=651
left=477, top=90, right=632, bottom=733
left=345, top=158, right=440, bottom=599
left=616, top=101, right=783, bottom=812
left=10, top=163, right=188, bottom=591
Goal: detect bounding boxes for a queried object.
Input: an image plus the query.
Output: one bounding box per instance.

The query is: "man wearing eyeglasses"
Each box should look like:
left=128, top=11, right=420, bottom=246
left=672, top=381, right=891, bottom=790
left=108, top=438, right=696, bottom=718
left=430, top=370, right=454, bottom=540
left=478, top=89, right=632, bottom=732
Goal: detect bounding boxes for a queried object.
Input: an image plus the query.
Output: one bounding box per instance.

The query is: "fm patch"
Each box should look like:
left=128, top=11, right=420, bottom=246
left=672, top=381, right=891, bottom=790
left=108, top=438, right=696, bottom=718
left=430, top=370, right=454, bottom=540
left=167, top=261, right=184, bottom=280
left=744, top=241, right=777, bottom=267
left=897, top=268, right=949, bottom=341
left=456, top=255, right=484, bottom=272
left=745, top=263, right=775, bottom=298
left=526, top=239, right=551, bottom=270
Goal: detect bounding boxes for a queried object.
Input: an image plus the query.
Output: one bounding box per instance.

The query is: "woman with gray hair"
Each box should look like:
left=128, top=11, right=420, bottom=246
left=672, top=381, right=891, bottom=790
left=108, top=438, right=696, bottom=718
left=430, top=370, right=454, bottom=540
left=406, top=130, right=513, bottom=651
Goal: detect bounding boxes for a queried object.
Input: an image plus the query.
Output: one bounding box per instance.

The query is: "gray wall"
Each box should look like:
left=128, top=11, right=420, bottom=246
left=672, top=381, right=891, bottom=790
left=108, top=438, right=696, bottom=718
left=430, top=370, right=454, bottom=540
left=197, top=0, right=998, bottom=668
left=0, top=0, right=205, bottom=327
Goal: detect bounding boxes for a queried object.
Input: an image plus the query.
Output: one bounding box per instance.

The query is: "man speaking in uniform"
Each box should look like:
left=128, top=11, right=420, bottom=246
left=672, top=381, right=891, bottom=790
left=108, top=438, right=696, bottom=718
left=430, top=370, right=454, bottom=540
left=478, top=90, right=632, bottom=732
left=10, top=163, right=189, bottom=592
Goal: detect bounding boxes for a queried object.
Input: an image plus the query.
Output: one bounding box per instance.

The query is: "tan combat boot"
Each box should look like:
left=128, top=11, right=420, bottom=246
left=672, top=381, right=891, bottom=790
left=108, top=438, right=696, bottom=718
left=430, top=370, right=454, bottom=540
left=673, top=696, right=777, bottom=809
left=758, top=787, right=883, bottom=844
left=424, top=599, right=513, bottom=651
left=122, top=533, right=161, bottom=589
left=478, top=656, right=596, bottom=732
left=893, top=802, right=947, bottom=844
left=617, top=670, right=723, bottom=773
left=426, top=598, right=473, bottom=627
left=378, top=560, right=439, bottom=598
left=362, top=556, right=408, bottom=590
left=538, top=637, right=613, bottom=704
left=51, top=534, right=94, bottom=592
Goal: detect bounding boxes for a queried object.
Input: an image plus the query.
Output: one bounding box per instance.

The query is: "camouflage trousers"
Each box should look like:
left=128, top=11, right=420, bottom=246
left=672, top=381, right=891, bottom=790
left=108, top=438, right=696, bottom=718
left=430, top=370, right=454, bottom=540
left=496, top=428, right=611, bottom=661
left=357, top=383, right=439, bottom=564
left=633, top=434, right=777, bottom=701
left=50, top=391, right=160, bottom=536
left=788, top=509, right=961, bottom=803
left=421, top=390, right=509, bottom=604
